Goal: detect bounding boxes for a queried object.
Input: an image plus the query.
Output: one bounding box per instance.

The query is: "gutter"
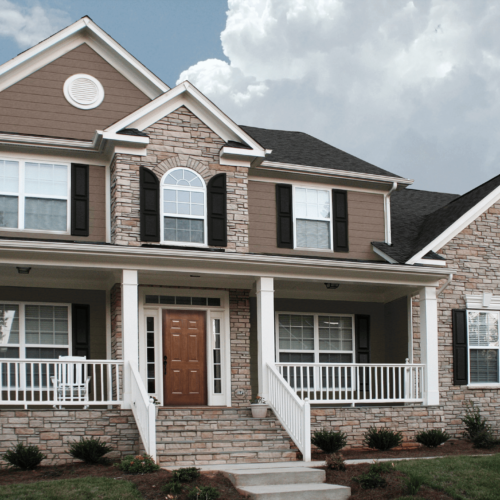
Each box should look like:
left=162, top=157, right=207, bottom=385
left=384, top=182, right=397, bottom=245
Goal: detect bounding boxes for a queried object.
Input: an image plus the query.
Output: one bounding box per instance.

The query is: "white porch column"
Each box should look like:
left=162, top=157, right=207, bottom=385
left=256, top=277, right=275, bottom=401
left=122, top=269, right=139, bottom=408
left=419, top=286, right=440, bottom=405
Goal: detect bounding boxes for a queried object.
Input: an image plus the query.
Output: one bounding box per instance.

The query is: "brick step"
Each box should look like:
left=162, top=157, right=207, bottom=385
left=158, top=435, right=290, bottom=444
left=158, top=442, right=292, bottom=452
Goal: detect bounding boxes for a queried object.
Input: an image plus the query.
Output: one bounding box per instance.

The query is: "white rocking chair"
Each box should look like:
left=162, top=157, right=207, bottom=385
left=50, top=356, right=91, bottom=409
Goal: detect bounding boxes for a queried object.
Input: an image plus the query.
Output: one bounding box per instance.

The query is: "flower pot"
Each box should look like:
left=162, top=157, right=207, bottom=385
left=251, top=404, right=268, bottom=418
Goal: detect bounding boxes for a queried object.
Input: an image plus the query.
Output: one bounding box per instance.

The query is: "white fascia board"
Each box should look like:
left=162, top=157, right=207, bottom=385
left=0, top=132, right=96, bottom=150
left=258, top=161, right=413, bottom=186
left=413, top=258, right=447, bottom=267
left=406, top=184, right=500, bottom=264
left=101, top=132, right=149, bottom=145
left=372, top=246, right=399, bottom=264
left=105, top=81, right=266, bottom=156
left=0, top=17, right=169, bottom=98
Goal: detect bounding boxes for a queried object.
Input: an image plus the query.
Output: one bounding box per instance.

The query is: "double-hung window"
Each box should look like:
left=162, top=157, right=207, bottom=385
left=467, top=310, right=499, bottom=384
left=0, top=159, right=69, bottom=232
left=162, top=168, right=206, bottom=245
left=294, top=187, right=332, bottom=250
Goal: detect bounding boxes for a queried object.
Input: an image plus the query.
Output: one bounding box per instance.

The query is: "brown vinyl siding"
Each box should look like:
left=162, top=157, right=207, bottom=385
left=0, top=165, right=106, bottom=242
left=0, top=44, right=150, bottom=141
left=248, top=180, right=385, bottom=260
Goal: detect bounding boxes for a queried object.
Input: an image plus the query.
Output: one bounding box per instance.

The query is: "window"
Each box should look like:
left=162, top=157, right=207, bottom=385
left=146, top=317, right=155, bottom=393
left=277, top=313, right=354, bottom=363
left=294, top=187, right=331, bottom=250
left=213, top=319, right=222, bottom=394
left=467, top=311, right=499, bottom=384
left=0, top=159, right=69, bottom=232
left=162, top=168, right=206, bottom=245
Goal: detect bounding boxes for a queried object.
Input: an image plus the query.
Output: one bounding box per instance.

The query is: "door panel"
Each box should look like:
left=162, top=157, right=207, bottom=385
left=163, top=310, right=207, bottom=405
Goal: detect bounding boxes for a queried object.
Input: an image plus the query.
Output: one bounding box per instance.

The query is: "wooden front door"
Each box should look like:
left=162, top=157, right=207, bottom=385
left=162, top=310, right=207, bottom=406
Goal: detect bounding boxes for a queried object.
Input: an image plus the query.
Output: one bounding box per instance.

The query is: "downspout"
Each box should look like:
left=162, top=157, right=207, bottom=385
left=437, top=273, right=453, bottom=296
left=384, top=182, right=397, bottom=245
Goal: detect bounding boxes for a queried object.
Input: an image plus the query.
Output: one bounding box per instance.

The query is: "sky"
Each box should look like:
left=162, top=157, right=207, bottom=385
left=1, top=0, right=500, bottom=195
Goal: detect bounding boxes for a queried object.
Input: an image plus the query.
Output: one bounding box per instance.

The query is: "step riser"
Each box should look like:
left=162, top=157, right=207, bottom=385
left=238, top=485, right=351, bottom=500
left=224, top=468, right=326, bottom=487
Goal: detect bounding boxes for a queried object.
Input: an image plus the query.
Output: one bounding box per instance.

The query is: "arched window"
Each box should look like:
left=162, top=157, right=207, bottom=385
left=161, top=168, right=206, bottom=245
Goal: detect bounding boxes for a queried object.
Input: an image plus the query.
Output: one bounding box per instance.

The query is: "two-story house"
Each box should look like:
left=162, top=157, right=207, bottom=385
left=1, top=17, right=499, bottom=467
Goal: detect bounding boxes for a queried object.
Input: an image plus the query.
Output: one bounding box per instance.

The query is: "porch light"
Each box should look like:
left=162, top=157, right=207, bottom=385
left=324, top=283, right=340, bottom=289
left=16, top=267, right=31, bottom=275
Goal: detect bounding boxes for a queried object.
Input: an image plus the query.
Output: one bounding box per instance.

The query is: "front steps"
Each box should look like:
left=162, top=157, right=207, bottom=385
left=156, top=407, right=298, bottom=466
left=223, top=466, right=351, bottom=500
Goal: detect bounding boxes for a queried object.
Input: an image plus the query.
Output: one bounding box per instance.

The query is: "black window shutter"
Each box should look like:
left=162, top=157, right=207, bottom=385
left=140, top=167, right=160, bottom=242
left=207, top=173, right=227, bottom=246
left=355, top=315, right=370, bottom=363
left=72, top=304, right=90, bottom=358
left=333, top=190, right=349, bottom=252
left=452, top=309, right=468, bottom=385
left=71, top=164, right=89, bottom=236
left=276, top=184, right=293, bottom=248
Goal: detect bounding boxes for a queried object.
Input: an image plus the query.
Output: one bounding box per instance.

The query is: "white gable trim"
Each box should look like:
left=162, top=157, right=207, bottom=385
left=372, top=246, right=398, bottom=264
left=406, top=184, right=500, bottom=265
left=105, top=81, right=266, bottom=158
left=0, top=17, right=169, bottom=99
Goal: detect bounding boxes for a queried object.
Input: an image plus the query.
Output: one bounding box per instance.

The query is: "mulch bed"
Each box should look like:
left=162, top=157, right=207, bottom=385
left=311, top=438, right=499, bottom=461
left=0, top=462, right=247, bottom=500
left=322, top=462, right=454, bottom=499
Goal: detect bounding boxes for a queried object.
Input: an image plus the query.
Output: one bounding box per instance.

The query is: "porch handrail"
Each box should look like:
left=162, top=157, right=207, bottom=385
left=266, top=363, right=311, bottom=462
left=128, top=361, right=156, bottom=462
left=0, top=358, right=123, bottom=407
left=276, top=362, right=425, bottom=404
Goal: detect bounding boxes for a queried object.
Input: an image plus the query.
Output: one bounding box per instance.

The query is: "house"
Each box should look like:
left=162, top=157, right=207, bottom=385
left=0, top=17, right=498, bottom=467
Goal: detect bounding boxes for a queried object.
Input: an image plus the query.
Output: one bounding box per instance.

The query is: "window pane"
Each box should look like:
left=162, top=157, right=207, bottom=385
left=278, top=315, right=315, bottom=351
left=164, top=217, right=204, bottom=243
left=318, top=316, right=354, bottom=351
left=296, top=219, right=330, bottom=249
left=468, top=311, right=499, bottom=347
left=0, top=346, right=19, bottom=358
left=470, top=349, right=499, bottom=383
left=0, top=304, right=19, bottom=344
left=25, top=198, right=67, bottom=231
left=0, top=195, right=18, bottom=228
left=0, top=160, right=19, bottom=193
left=24, top=305, right=68, bottom=346
left=25, top=163, right=67, bottom=197
left=26, top=347, right=68, bottom=359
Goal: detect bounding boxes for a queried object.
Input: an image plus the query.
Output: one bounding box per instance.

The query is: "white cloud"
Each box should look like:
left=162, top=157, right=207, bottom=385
left=178, top=0, right=500, bottom=194
left=0, top=0, right=70, bottom=48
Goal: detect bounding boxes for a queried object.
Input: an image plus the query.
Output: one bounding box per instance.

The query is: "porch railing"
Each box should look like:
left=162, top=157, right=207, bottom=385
left=0, top=359, right=123, bottom=407
left=267, top=363, right=311, bottom=461
left=276, top=363, right=425, bottom=404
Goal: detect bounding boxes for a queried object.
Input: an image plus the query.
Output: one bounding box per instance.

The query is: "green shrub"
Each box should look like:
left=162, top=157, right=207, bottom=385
left=163, top=480, right=183, bottom=495
left=68, top=437, right=113, bottom=464
left=353, top=471, right=387, bottom=489
left=172, top=467, right=201, bottom=483
left=117, top=454, right=160, bottom=474
left=187, top=485, right=220, bottom=500
left=462, top=402, right=490, bottom=440
left=2, top=443, right=46, bottom=470
left=369, top=461, right=394, bottom=474
left=325, top=452, right=346, bottom=471
left=363, top=427, right=402, bottom=451
left=311, top=429, right=347, bottom=453
left=472, top=429, right=498, bottom=449
left=403, top=475, right=424, bottom=495
left=416, top=429, right=450, bottom=448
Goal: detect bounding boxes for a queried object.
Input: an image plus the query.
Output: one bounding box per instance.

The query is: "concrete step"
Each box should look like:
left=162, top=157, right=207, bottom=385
left=223, top=467, right=325, bottom=487
left=158, top=448, right=296, bottom=457
left=238, top=483, right=351, bottom=500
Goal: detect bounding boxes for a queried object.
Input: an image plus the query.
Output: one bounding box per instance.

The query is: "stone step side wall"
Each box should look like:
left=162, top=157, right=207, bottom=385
left=156, top=407, right=298, bottom=466
left=0, top=409, right=141, bottom=466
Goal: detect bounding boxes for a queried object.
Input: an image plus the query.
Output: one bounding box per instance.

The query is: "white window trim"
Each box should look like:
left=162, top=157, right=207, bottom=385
left=160, top=168, right=208, bottom=248
left=275, top=311, right=355, bottom=363
left=292, top=185, right=334, bottom=252
left=0, top=157, right=71, bottom=234
left=0, top=300, right=72, bottom=359
left=466, top=309, right=500, bottom=387
left=139, top=287, right=230, bottom=407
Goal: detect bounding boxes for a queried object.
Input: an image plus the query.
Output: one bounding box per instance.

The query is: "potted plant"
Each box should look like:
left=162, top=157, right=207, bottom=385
left=250, top=396, right=268, bottom=418
left=150, top=396, right=161, bottom=417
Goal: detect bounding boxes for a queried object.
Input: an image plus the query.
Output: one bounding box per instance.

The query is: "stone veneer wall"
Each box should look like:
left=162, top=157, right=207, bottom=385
left=110, top=106, right=249, bottom=252
left=0, top=409, right=140, bottom=465
left=110, top=283, right=122, bottom=361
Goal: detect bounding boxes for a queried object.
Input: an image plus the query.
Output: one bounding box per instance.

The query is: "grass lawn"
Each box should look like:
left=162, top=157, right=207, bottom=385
left=0, top=476, right=143, bottom=500
left=395, top=453, right=500, bottom=500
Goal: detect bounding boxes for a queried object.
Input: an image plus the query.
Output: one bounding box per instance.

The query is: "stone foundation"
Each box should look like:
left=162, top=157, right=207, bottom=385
left=0, top=409, right=141, bottom=465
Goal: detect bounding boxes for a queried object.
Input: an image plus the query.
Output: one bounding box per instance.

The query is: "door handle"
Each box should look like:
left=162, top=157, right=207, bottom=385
left=163, top=355, right=167, bottom=375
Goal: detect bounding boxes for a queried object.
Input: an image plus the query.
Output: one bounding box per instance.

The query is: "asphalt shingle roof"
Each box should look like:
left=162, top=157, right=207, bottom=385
left=240, top=125, right=402, bottom=178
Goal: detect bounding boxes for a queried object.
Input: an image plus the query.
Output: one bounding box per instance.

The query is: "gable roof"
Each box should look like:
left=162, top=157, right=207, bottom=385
left=0, top=16, right=169, bottom=99
left=240, top=125, right=403, bottom=179
left=373, top=174, right=500, bottom=264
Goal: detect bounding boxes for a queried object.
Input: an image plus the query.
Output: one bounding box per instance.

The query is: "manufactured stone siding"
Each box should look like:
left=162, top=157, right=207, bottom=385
left=110, top=283, right=122, bottom=361
left=111, top=106, right=249, bottom=252
left=0, top=409, right=140, bottom=465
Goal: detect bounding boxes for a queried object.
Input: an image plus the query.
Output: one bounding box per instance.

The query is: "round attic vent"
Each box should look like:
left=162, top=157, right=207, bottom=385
left=63, top=74, right=104, bottom=110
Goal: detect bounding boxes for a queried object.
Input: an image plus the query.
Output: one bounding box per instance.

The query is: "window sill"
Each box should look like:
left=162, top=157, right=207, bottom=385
left=467, top=384, right=500, bottom=389
left=0, top=228, right=69, bottom=235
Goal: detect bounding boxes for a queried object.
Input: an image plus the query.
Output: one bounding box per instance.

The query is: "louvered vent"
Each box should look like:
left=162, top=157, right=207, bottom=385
left=64, top=74, right=104, bottom=110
